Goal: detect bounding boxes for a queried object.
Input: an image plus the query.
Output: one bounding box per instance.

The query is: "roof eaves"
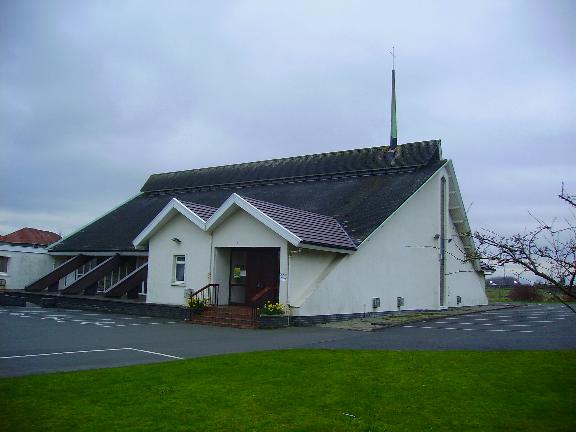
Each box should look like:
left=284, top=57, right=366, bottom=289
left=132, top=198, right=207, bottom=248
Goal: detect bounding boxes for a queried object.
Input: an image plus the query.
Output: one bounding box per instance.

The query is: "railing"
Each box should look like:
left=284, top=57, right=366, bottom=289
left=190, top=283, right=220, bottom=306
left=250, top=286, right=274, bottom=303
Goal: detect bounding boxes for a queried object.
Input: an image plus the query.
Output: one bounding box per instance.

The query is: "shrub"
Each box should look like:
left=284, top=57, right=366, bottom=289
left=187, top=296, right=209, bottom=311
left=260, top=301, right=284, bottom=315
left=509, top=285, right=543, bottom=302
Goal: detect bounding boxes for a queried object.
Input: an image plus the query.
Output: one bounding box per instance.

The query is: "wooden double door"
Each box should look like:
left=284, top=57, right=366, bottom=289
left=229, top=248, right=280, bottom=306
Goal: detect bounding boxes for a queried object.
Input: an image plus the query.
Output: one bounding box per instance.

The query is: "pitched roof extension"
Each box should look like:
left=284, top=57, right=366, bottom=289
left=180, top=201, right=218, bottom=221
left=51, top=140, right=445, bottom=253
left=1, top=228, right=61, bottom=246
left=239, top=196, right=356, bottom=250
left=134, top=195, right=357, bottom=252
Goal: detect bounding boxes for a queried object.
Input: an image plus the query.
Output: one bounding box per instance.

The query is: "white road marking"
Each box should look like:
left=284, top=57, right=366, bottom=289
left=444, top=327, right=456, bottom=330
left=474, top=318, right=488, bottom=321
left=445, top=318, right=458, bottom=320
left=462, top=328, right=474, bottom=331
left=481, top=323, right=494, bottom=326
left=403, top=325, right=414, bottom=328
left=489, top=329, right=507, bottom=332
left=534, top=320, right=553, bottom=323
left=421, top=326, right=433, bottom=329
left=434, top=321, right=449, bottom=324
left=519, top=330, right=534, bottom=333
left=127, top=348, right=183, bottom=360
left=0, top=347, right=183, bottom=360
left=510, top=324, right=531, bottom=327
left=130, top=323, right=142, bottom=326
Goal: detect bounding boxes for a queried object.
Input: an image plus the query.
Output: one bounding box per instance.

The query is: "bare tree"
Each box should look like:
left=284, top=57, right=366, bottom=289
left=473, top=186, right=576, bottom=309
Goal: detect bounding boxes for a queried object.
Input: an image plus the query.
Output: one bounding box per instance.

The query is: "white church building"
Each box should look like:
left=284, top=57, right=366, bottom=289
left=26, top=140, right=487, bottom=325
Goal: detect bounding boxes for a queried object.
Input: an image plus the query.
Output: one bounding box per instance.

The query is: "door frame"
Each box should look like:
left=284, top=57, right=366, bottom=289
left=228, top=247, right=280, bottom=306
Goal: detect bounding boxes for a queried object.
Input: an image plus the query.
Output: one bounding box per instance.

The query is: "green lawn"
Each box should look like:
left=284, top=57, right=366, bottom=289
left=1, top=350, right=575, bottom=431
left=486, top=286, right=514, bottom=302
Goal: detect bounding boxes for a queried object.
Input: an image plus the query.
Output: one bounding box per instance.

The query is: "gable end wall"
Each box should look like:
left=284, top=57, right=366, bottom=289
left=292, top=165, right=487, bottom=316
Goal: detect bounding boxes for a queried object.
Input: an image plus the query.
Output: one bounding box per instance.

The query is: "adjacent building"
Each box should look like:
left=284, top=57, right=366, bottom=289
left=0, top=228, right=61, bottom=290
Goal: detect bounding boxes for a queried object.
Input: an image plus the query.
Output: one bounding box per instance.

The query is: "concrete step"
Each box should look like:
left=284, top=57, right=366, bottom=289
left=188, top=306, right=258, bottom=329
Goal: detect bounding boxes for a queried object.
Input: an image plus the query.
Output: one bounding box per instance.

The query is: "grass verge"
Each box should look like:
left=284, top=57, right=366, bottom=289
left=1, top=350, right=575, bottom=431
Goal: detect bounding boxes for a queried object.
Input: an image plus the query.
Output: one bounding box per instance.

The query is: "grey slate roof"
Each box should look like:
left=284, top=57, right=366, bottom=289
left=50, top=140, right=445, bottom=253
left=240, top=196, right=357, bottom=250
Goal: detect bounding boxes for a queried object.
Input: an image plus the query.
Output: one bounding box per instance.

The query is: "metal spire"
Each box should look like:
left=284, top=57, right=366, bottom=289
left=389, top=47, right=397, bottom=150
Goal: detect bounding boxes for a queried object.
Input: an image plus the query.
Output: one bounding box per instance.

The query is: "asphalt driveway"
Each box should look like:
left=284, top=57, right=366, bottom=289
left=1, top=303, right=575, bottom=377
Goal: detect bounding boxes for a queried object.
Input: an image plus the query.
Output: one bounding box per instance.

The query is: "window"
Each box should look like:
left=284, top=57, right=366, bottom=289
left=174, top=255, right=185, bottom=283
left=0, top=256, right=8, bottom=273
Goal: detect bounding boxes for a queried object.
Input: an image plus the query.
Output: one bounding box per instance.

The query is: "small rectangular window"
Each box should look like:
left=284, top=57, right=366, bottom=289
left=174, top=255, right=185, bottom=283
left=0, top=256, right=8, bottom=273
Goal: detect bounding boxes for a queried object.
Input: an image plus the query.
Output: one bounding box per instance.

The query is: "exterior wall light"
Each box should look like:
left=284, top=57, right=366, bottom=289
left=172, top=237, right=181, bottom=243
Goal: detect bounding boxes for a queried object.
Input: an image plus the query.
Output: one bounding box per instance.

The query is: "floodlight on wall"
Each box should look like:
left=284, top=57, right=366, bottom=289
left=171, top=237, right=182, bottom=243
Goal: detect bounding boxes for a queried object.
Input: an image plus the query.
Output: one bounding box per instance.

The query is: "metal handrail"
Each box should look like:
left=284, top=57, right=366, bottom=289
left=190, top=283, right=220, bottom=306
left=250, top=285, right=276, bottom=303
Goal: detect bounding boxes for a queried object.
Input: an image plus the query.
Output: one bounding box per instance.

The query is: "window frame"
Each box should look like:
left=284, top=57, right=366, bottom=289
left=0, top=256, right=8, bottom=274
left=173, top=255, right=186, bottom=284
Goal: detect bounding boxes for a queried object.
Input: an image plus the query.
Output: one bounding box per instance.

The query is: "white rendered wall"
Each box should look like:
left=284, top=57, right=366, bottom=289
left=445, top=219, right=488, bottom=306
left=147, top=214, right=212, bottom=305
left=0, top=246, right=56, bottom=290
left=291, top=165, right=486, bottom=316
left=213, top=248, right=231, bottom=305
left=211, top=209, right=289, bottom=304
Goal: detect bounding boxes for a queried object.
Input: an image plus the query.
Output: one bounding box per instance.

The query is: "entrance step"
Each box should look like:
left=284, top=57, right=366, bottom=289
left=189, top=306, right=257, bottom=329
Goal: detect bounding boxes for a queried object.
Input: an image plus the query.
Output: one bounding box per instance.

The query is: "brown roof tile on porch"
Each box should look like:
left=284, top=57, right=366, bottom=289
left=180, top=201, right=218, bottom=222
left=241, top=196, right=357, bottom=250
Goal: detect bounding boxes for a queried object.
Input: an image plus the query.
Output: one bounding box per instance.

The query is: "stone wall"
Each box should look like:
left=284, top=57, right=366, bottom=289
left=5, top=291, right=189, bottom=320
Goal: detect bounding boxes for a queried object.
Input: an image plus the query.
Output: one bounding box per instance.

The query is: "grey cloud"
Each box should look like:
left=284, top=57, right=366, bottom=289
left=1, top=0, right=575, bottom=238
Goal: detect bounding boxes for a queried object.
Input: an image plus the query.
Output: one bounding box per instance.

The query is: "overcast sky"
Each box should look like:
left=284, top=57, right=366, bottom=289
left=1, top=1, right=575, bottom=251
